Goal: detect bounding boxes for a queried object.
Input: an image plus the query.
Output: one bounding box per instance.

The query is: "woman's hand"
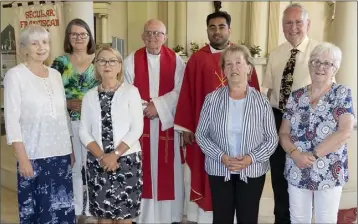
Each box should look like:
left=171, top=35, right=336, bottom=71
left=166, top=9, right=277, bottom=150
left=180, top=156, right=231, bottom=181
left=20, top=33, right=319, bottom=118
left=18, top=157, right=34, bottom=177
left=222, top=154, right=252, bottom=172
left=100, top=153, right=119, bottom=172
left=67, top=99, right=82, bottom=112
left=291, top=151, right=316, bottom=168
left=228, top=155, right=252, bottom=172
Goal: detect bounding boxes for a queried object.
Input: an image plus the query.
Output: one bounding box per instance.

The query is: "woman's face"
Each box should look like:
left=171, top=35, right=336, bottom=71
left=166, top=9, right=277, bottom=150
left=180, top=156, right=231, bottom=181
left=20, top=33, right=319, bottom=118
left=69, top=25, right=90, bottom=51
left=24, top=35, right=50, bottom=63
left=96, top=50, right=122, bottom=81
left=309, top=51, right=337, bottom=85
left=224, top=51, right=251, bottom=85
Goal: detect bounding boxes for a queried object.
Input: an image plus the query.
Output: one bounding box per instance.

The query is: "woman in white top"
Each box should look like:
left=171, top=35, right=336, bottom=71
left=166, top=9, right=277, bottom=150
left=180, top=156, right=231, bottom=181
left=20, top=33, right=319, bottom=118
left=4, top=25, right=75, bottom=223
left=79, top=46, right=143, bottom=223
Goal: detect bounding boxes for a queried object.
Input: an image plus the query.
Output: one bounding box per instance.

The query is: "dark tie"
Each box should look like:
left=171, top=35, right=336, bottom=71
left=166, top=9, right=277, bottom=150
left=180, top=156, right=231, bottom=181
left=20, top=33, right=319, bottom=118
left=278, top=49, right=299, bottom=112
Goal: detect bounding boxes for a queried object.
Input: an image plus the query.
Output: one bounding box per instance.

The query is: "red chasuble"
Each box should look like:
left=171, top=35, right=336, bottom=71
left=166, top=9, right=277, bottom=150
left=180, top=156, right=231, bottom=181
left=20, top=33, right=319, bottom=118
left=174, top=45, right=260, bottom=211
left=133, top=46, right=176, bottom=200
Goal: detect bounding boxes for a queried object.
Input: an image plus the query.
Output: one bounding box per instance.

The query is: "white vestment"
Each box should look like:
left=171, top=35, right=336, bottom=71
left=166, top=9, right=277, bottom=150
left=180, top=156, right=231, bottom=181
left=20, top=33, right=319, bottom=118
left=124, top=49, right=185, bottom=223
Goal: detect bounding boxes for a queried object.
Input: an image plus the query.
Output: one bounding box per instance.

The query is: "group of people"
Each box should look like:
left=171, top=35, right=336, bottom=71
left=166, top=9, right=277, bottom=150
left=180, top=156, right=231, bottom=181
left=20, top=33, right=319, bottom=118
left=3, top=3, right=354, bottom=224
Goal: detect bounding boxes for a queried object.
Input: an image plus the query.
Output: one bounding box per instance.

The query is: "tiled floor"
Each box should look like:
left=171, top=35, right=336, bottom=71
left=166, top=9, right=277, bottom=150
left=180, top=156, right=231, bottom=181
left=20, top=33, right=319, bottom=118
left=0, top=184, right=275, bottom=224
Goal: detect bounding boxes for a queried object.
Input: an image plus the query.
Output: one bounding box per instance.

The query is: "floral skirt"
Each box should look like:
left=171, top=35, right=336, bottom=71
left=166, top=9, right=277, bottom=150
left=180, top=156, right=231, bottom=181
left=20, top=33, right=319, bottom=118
left=86, top=151, right=143, bottom=220
left=17, top=154, right=75, bottom=224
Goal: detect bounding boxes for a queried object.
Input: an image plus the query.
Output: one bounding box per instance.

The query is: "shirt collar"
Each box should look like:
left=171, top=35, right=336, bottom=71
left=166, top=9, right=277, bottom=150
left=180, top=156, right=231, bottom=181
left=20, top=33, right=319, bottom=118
left=288, top=36, right=310, bottom=53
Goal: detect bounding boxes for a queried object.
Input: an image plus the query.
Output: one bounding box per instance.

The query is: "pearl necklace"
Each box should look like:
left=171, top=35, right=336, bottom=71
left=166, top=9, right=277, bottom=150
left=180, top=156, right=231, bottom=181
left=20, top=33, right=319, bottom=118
left=99, top=82, right=120, bottom=92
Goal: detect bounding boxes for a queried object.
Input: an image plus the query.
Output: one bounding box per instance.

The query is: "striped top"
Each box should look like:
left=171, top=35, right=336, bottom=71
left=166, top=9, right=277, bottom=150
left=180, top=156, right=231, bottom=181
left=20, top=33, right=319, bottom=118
left=195, top=85, right=278, bottom=182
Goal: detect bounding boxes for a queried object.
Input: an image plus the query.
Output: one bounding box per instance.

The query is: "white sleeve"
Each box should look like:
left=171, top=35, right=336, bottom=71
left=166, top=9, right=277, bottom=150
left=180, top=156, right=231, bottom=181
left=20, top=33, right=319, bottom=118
left=123, top=53, right=135, bottom=84
left=79, top=93, right=96, bottom=147
left=121, top=87, right=144, bottom=147
left=4, top=69, right=23, bottom=144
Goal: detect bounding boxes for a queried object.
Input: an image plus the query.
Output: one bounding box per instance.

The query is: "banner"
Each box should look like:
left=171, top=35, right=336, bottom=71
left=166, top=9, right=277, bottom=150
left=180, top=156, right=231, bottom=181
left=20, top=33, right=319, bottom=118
left=13, top=3, right=65, bottom=65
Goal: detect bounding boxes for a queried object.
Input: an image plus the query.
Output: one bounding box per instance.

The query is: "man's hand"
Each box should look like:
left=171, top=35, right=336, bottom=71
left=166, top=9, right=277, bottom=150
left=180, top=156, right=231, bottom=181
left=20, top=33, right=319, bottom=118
left=67, top=99, right=82, bottom=112
left=183, top=131, right=195, bottom=145
left=144, top=101, right=158, bottom=120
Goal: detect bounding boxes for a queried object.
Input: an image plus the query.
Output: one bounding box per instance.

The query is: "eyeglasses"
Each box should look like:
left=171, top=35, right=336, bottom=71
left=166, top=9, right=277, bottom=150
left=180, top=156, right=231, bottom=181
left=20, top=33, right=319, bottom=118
left=96, top=59, right=119, bottom=66
left=283, top=20, right=304, bottom=27
left=69, top=32, right=89, bottom=39
left=310, top=60, right=335, bottom=69
left=143, top=31, right=165, bottom=37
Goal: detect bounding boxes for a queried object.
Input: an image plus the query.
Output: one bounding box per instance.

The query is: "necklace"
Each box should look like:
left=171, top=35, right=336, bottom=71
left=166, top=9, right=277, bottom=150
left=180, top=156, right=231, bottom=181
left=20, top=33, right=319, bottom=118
left=309, top=83, right=332, bottom=105
left=99, top=82, right=120, bottom=92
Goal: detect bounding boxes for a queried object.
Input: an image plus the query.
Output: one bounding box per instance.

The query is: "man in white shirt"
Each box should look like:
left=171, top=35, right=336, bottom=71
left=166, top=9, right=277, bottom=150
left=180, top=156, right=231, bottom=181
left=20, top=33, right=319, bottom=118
left=123, top=19, right=185, bottom=224
left=262, top=3, right=319, bottom=223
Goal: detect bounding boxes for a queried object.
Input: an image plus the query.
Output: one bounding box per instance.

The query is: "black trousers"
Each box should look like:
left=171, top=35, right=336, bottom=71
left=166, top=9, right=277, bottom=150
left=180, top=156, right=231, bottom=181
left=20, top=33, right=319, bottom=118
left=269, top=107, right=291, bottom=223
left=209, top=174, right=266, bottom=224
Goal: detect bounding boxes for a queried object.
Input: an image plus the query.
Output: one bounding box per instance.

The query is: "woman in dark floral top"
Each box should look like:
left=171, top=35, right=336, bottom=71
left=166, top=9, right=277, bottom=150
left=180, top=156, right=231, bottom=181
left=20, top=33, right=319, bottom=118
left=51, top=18, right=97, bottom=221
left=279, top=42, right=355, bottom=224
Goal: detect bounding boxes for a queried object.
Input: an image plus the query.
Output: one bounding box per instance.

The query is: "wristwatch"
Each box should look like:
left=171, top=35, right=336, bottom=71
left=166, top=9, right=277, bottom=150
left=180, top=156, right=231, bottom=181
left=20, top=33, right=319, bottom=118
left=312, top=150, right=319, bottom=159
left=114, top=150, right=120, bottom=157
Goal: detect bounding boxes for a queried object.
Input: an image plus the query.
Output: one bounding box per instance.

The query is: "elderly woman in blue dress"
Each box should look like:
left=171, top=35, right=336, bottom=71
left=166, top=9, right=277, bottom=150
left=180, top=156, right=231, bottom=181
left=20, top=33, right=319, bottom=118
left=279, top=42, right=355, bottom=223
left=4, top=25, right=75, bottom=223
left=195, top=44, right=278, bottom=224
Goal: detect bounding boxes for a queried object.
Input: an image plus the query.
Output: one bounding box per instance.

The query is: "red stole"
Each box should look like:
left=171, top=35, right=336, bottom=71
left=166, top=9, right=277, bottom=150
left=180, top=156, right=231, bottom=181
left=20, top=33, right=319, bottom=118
left=133, top=46, right=176, bottom=200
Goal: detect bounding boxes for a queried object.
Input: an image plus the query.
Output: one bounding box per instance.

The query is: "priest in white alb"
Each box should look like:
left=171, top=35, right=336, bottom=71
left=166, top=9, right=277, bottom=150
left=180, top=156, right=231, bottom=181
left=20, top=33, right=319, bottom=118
left=123, top=19, right=185, bottom=223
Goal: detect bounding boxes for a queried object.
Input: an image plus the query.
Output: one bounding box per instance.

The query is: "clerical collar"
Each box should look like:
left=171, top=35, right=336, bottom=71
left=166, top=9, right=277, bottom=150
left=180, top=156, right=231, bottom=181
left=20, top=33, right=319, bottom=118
left=145, top=48, right=161, bottom=56
left=209, top=45, right=225, bottom=53
left=209, top=42, right=231, bottom=53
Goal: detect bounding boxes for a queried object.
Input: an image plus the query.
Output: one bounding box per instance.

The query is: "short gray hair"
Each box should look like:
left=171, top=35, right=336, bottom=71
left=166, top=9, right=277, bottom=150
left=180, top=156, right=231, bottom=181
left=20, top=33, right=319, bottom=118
left=283, top=3, right=309, bottom=22
left=19, top=25, right=50, bottom=48
left=310, top=42, right=342, bottom=70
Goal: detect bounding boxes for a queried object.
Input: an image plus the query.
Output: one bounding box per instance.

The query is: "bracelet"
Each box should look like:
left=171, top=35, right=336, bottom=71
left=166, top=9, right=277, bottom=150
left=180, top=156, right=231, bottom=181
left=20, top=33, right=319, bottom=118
left=312, top=150, right=319, bottom=159
left=287, top=148, right=296, bottom=156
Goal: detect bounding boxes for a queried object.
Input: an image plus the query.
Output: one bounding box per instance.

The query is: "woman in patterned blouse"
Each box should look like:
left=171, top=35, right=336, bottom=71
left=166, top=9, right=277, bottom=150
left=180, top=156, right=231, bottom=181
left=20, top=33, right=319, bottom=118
left=51, top=18, right=97, bottom=219
left=279, top=42, right=355, bottom=224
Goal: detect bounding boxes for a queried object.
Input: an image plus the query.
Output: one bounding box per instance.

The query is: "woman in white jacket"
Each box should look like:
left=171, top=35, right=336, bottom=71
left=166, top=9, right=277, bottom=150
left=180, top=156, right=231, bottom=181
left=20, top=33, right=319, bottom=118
left=79, top=46, right=144, bottom=224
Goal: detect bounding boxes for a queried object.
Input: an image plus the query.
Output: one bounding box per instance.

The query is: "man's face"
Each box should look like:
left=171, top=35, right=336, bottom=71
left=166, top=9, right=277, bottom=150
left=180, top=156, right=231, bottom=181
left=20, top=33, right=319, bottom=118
left=207, top=17, right=231, bottom=49
left=282, top=7, right=310, bottom=47
left=142, top=22, right=166, bottom=51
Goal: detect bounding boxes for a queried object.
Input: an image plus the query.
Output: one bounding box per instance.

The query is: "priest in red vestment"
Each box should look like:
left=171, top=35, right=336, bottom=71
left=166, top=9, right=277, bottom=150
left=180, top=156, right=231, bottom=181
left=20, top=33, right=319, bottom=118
left=123, top=19, right=185, bottom=223
left=174, top=11, right=261, bottom=223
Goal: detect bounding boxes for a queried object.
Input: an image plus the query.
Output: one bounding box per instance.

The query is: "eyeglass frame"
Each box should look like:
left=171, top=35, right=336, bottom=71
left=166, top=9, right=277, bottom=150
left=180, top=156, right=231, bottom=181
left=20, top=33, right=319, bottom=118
left=309, top=59, right=336, bottom=70
left=69, top=32, right=89, bottom=39
left=143, top=30, right=165, bottom=38
left=283, top=20, right=304, bottom=27
left=96, top=59, right=120, bottom=67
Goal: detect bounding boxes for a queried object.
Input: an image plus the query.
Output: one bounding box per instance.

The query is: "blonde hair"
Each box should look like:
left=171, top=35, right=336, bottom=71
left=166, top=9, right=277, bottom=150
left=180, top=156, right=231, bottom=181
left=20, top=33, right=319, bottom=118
left=220, top=44, right=254, bottom=80
left=19, top=25, right=51, bottom=63
left=19, top=24, right=50, bottom=48
left=95, top=46, right=124, bottom=84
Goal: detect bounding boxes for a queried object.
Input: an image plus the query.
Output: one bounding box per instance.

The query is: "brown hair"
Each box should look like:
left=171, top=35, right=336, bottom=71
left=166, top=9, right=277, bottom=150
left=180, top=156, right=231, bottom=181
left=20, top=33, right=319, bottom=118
left=94, top=46, right=124, bottom=84
left=220, top=44, right=254, bottom=80
left=64, top=18, right=95, bottom=54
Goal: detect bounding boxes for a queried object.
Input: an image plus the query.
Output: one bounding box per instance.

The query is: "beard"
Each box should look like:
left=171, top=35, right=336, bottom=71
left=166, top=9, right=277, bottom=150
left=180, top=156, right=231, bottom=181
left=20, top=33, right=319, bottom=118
left=209, top=37, right=229, bottom=50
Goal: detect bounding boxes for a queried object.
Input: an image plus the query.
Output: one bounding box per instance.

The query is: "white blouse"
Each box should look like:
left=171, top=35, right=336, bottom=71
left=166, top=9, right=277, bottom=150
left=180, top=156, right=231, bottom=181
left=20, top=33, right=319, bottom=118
left=4, top=63, right=73, bottom=159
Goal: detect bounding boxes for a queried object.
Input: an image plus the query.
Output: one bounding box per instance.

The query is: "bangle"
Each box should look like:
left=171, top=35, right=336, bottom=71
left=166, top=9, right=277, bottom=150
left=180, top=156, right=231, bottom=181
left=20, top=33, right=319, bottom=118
left=312, top=150, right=319, bottom=159
left=287, top=148, right=296, bottom=156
